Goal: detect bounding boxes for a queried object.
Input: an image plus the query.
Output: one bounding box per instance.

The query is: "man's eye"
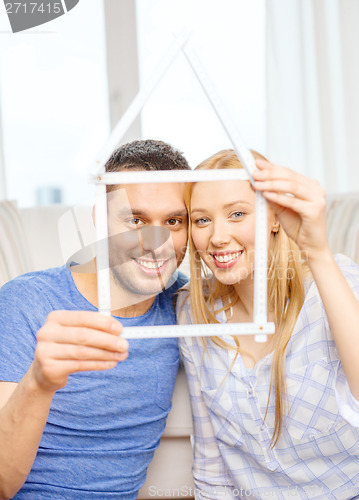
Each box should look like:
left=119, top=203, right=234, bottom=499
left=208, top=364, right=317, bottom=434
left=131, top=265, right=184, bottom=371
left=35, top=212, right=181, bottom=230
left=166, top=218, right=181, bottom=226
left=128, top=218, right=143, bottom=226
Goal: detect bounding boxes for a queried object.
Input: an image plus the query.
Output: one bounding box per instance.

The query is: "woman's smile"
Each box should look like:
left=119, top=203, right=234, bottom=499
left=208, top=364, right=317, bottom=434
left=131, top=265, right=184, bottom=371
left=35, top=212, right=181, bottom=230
left=210, top=250, right=244, bottom=268
left=190, top=179, right=257, bottom=285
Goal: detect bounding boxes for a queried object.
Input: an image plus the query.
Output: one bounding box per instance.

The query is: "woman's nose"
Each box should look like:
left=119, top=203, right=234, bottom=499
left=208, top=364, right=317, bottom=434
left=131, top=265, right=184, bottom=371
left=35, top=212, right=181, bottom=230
left=209, top=223, right=231, bottom=247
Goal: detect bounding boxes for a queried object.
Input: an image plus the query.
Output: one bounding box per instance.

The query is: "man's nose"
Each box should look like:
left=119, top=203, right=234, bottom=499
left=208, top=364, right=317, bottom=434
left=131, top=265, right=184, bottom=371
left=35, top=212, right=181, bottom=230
left=139, top=226, right=171, bottom=253
left=108, top=226, right=171, bottom=264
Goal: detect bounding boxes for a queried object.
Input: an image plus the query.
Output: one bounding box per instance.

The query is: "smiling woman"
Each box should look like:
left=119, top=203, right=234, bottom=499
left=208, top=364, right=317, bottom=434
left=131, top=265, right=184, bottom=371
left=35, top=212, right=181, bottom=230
left=187, top=149, right=276, bottom=287
left=178, top=148, right=359, bottom=499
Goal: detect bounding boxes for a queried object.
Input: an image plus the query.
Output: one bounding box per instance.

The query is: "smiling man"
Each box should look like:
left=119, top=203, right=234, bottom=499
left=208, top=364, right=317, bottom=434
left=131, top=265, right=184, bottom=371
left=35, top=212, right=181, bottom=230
left=101, top=180, right=188, bottom=312
left=0, top=140, right=189, bottom=499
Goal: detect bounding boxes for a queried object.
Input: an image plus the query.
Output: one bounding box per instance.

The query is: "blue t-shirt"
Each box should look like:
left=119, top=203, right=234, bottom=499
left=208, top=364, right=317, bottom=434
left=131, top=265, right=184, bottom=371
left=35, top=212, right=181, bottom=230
left=0, top=266, right=187, bottom=499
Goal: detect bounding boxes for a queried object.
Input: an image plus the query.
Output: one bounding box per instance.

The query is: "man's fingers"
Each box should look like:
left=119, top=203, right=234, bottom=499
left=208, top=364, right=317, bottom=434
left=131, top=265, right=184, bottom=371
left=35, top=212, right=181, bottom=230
left=37, top=342, right=128, bottom=362
left=47, top=310, right=122, bottom=335
left=37, top=324, right=128, bottom=354
left=53, top=360, right=120, bottom=373
left=32, top=312, right=129, bottom=392
left=39, top=323, right=128, bottom=351
left=72, top=360, right=120, bottom=372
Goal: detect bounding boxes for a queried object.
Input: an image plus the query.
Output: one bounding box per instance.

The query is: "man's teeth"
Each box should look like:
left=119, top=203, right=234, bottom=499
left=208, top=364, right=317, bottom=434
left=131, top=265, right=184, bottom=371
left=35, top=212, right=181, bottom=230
left=137, top=259, right=165, bottom=269
left=213, top=251, right=242, bottom=263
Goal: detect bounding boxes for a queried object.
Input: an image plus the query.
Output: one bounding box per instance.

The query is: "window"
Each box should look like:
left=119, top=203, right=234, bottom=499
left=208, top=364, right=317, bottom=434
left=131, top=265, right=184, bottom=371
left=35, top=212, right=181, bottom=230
left=136, top=0, right=266, bottom=168
left=0, top=0, right=109, bottom=206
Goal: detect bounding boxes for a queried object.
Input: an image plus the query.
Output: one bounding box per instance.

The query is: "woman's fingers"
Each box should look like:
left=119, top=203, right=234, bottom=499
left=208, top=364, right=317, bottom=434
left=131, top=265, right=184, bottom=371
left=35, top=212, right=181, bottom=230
left=254, top=159, right=320, bottom=195
left=262, top=189, right=326, bottom=217
left=253, top=179, right=311, bottom=201
left=254, top=159, right=326, bottom=208
left=255, top=158, right=306, bottom=180
left=260, top=190, right=305, bottom=212
left=261, top=189, right=325, bottom=220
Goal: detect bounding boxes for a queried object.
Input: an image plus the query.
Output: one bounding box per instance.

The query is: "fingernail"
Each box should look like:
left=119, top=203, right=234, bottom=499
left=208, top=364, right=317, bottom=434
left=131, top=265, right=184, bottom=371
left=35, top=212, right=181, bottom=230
left=117, top=337, right=128, bottom=351
left=256, top=159, right=266, bottom=166
left=112, top=321, right=122, bottom=333
left=107, top=361, right=117, bottom=368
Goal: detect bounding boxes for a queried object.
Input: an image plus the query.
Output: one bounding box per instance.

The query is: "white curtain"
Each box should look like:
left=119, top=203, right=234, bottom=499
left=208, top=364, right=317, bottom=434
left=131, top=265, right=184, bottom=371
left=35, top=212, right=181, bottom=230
left=266, top=0, right=359, bottom=194
left=0, top=97, right=6, bottom=200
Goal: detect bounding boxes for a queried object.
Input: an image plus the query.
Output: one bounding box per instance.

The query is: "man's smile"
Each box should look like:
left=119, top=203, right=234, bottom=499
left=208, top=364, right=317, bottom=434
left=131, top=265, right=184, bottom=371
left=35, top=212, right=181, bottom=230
left=133, top=257, right=170, bottom=275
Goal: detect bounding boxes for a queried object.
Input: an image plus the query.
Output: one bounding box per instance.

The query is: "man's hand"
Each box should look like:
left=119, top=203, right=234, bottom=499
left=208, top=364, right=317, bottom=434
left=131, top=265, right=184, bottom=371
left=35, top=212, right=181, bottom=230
left=0, top=311, right=128, bottom=497
left=31, top=310, right=128, bottom=393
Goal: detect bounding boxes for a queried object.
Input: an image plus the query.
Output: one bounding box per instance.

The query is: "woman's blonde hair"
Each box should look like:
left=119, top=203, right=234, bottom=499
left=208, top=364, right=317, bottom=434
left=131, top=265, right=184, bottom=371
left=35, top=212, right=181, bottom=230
left=185, top=149, right=306, bottom=447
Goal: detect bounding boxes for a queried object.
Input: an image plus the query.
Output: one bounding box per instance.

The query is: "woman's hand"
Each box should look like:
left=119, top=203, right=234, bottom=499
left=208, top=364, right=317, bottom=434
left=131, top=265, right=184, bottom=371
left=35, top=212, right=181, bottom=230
left=253, top=159, right=330, bottom=260
left=253, top=159, right=359, bottom=401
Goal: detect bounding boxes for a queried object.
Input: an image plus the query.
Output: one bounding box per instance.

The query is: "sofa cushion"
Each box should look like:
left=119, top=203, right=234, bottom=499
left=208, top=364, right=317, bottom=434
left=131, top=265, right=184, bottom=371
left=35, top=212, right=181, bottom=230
left=327, top=193, right=359, bottom=264
left=0, top=200, right=33, bottom=286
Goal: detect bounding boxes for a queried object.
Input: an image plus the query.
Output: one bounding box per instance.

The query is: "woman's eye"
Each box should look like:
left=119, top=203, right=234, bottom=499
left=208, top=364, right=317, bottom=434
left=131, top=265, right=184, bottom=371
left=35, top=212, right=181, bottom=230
left=194, top=217, right=210, bottom=226
left=231, top=211, right=245, bottom=219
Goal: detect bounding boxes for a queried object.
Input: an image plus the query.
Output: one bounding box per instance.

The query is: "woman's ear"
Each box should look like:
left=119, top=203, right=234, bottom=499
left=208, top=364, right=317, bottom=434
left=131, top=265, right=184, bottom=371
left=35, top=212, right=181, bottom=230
left=272, top=219, right=280, bottom=233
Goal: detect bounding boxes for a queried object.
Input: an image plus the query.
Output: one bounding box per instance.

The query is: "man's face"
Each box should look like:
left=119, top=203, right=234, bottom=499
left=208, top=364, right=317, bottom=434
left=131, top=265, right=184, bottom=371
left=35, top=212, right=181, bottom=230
left=107, top=181, right=187, bottom=299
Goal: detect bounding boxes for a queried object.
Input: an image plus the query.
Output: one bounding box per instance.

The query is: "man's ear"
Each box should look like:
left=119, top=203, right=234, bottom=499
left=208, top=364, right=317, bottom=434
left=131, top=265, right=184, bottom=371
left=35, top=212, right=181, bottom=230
left=272, top=219, right=280, bottom=233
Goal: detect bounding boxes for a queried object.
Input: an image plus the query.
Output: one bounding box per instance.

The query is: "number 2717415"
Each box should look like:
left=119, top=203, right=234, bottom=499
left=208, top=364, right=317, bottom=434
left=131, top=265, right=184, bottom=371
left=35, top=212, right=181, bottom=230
left=5, top=3, right=62, bottom=14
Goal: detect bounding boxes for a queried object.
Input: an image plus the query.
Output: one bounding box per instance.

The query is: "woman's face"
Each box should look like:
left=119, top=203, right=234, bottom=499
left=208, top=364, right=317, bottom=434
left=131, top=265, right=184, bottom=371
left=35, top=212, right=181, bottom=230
left=190, top=179, right=274, bottom=287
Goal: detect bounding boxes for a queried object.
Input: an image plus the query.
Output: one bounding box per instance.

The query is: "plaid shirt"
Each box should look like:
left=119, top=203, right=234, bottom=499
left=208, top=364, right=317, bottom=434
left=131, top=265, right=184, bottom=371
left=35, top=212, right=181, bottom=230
left=178, top=255, right=359, bottom=500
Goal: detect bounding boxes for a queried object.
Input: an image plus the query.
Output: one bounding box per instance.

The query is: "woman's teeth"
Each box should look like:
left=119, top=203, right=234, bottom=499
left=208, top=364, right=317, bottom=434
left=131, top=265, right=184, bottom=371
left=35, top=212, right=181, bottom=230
left=136, top=259, right=165, bottom=269
left=213, top=251, right=242, bottom=263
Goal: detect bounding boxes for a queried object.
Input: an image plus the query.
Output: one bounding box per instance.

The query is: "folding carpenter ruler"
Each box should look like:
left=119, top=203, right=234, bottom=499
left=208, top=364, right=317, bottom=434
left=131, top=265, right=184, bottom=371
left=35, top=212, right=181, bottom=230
left=90, top=31, right=275, bottom=341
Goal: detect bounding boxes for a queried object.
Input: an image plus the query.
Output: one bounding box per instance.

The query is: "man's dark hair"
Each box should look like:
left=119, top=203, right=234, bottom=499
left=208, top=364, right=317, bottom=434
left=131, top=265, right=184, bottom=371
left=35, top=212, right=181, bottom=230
left=105, top=139, right=190, bottom=173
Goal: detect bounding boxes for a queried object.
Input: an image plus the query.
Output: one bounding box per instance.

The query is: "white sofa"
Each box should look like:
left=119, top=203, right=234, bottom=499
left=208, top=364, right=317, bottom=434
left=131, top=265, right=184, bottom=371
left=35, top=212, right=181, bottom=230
left=0, top=193, right=359, bottom=498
